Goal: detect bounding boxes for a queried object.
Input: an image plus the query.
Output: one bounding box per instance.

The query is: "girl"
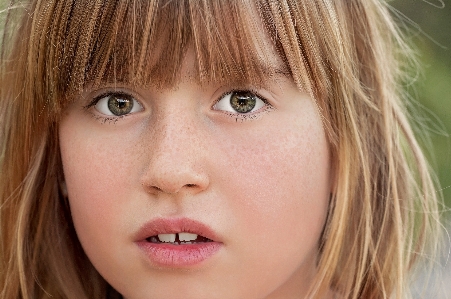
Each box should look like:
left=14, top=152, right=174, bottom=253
left=0, top=0, right=442, bottom=298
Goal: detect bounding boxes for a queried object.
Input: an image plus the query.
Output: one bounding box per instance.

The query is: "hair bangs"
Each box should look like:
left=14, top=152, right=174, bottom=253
left=43, top=0, right=291, bottom=107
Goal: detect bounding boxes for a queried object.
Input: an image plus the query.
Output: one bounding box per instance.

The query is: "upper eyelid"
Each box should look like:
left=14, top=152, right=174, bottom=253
left=212, top=89, right=271, bottom=108
left=84, top=90, right=143, bottom=109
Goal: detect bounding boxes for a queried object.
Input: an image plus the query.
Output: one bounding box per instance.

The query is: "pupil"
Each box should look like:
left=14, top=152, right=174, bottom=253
left=108, top=94, right=134, bottom=116
left=230, top=91, right=256, bottom=113
left=116, top=99, right=127, bottom=109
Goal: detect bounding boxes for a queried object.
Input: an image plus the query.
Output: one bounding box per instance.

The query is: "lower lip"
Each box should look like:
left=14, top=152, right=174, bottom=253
left=136, top=241, right=222, bottom=267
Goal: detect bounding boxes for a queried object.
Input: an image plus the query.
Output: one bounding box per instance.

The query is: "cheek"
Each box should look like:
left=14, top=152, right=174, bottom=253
left=215, top=107, right=331, bottom=265
left=58, top=120, right=141, bottom=258
left=221, top=111, right=330, bottom=207
left=60, top=135, right=128, bottom=206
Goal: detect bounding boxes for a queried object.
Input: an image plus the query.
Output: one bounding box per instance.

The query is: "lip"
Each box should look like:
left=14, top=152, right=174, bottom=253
left=134, top=217, right=223, bottom=267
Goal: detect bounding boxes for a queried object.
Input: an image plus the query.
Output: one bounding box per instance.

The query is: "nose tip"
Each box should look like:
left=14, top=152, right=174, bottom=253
left=143, top=169, right=209, bottom=195
left=140, top=141, right=210, bottom=196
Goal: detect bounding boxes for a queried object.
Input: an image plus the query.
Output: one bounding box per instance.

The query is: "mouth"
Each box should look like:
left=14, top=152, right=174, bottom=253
left=135, top=217, right=222, bottom=267
left=146, top=232, right=214, bottom=245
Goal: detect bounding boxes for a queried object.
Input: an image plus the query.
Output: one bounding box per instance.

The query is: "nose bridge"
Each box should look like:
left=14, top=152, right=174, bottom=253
left=141, top=101, right=209, bottom=195
left=154, top=104, right=200, bottom=159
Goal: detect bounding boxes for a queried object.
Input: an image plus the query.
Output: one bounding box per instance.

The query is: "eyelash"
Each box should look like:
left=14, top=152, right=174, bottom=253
left=84, top=89, right=274, bottom=124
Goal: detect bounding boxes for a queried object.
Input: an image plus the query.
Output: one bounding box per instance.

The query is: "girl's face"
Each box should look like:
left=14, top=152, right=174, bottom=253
left=59, top=32, right=333, bottom=299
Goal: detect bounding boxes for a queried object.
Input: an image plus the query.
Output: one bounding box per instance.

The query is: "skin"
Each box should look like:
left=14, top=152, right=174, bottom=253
left=59, top=35, right=333, bottom=299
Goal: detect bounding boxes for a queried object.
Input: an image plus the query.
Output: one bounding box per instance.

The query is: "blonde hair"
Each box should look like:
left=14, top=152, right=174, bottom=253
left=0, top=0, right=441, bottom=298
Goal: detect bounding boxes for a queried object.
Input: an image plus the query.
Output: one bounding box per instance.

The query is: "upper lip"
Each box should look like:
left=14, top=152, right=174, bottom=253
left=134, top=217, right=221, bottom=242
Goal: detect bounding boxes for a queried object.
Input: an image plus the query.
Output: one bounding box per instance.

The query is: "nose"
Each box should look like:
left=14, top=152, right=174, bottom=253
left=140, top=111, right=209, bottom=196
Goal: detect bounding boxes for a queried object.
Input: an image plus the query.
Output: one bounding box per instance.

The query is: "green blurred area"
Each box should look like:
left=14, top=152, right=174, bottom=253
left=390, top=0, right=451, bottom=211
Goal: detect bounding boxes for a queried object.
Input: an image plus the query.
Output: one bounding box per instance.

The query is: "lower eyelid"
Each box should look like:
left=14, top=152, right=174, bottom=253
left=89, top=114, right=125, bottom=125
left=219, top=105, right=275, bottom=122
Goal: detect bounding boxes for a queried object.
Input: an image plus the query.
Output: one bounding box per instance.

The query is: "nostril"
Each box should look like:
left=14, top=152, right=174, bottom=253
left=150, top=186, right=163, bottom=192
left=146, top=184, right=197, bottom=195
left=141, top=171, right=209, bottom=195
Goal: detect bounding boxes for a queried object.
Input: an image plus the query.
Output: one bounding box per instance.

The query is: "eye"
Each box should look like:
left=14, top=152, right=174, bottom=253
left=92, top=92, right=143, bottom=116
left=213, top=91, right=266, bottom=114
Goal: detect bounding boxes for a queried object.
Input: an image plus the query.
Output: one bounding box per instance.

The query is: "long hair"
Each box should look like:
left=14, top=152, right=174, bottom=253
left=0, top=1, right=441, bottom=298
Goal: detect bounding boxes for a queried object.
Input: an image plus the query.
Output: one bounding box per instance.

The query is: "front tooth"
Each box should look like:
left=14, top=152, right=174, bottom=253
left=158, top=233, right=176, bottom=243
left=178, top=232, right=198, bottom=242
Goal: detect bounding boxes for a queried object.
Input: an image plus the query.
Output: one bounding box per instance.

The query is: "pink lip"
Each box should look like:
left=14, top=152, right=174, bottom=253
left=135, top=217, right=222, bottom=267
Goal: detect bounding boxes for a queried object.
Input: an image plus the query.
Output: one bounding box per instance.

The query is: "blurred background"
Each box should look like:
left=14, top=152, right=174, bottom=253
left=390, top=0, right=451, bottom=297
left=390, top=0, right=451, bottom=212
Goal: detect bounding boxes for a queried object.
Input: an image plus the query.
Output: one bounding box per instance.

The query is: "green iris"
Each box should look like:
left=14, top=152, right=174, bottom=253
left=108, top=94, right=134, bottom=116
left=230, top=91, right=257, bottom=113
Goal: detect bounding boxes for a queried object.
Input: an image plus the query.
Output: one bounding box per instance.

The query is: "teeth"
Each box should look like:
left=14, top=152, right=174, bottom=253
left=157, top=233, right=176, bottom=243
left=178, top=232, right=198, bottom=242
left=155, top=232, right=200, bottom=243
